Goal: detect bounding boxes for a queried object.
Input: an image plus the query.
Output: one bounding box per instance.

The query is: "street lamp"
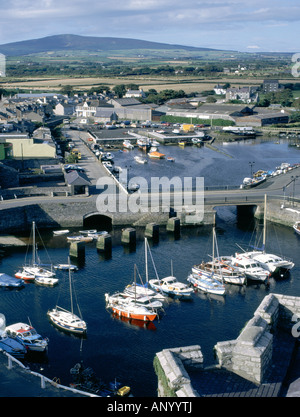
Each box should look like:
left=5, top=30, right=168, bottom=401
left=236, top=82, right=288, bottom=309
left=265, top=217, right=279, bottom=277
left=291, top=175, right=299, bottom=206
left=249, top=161, right=255, bottom=178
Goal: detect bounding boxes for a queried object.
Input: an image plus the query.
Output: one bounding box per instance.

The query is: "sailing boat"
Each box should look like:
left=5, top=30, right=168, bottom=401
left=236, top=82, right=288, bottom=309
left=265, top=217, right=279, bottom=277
left=147, top=240, right=193, bottom=299
left=47, top=258, right=87, bottom=335
left=15, top=221, right=56, bottom=282
left=105, top=265, right=157, bottom=322
left=236, top=195, right=294, bottom=276
left=124, top=238, right=166, bottom=301
left=192, top=228, right=246, bottom=286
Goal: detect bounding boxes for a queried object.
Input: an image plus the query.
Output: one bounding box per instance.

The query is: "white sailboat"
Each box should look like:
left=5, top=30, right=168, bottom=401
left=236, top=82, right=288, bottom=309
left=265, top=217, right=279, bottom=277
left=192, top=228, right=246, bottom=286
left=106, top=265, right=157, bottom=322
left=238, top=195, right=294, bottom=276
left=47, top=258, right=87, bottom=335
left=15, top=221, right=56, bottom=282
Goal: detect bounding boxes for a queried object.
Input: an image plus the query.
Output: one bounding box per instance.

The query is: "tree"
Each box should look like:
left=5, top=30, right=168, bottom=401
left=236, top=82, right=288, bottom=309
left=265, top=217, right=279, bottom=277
left=60, top=85, right=74, bottom=96
left=113, top=84, right=126, bottom=98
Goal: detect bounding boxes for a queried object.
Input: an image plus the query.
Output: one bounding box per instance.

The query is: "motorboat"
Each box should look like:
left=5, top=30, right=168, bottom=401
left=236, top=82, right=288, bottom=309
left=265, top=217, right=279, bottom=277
left=134, top=155, right=147, bottom=164
left=53, top=230, right=70, bottom=236
left=148, top=276, right=193, bottom=299
left=0, top=314, right=27, bottom=358
left=0, top=273, right=24, bottom=288
left=0, top=332, right=27, bottom=358
left=137, top=138, right=151, bottom=151
left=293, top=221, right=300, bottom=236
left=15, top=270, right=35, bottom=282
left=127, top=183, right=140, bottom=192
left=54, top=263, right=78, bottom=271
left=123, top=140, right=134, bottom=150
left=166, top=157, right=175, bottom=162
left=35, top=275, right=59, bottom=286
left=237, top=195, right=294, bottom=276
left=150, top=139, right=160, bottom=147
left=244, top=252, right=294, bottom=276
left=124, top=283, right=165, bottom=301
left=67, top=235, right=93, bottom=242
left=148, top=151, right=165, bottom=159
left=187, top=273, right=226, bottom=296
left=5, top=322, right=48, bottom=352
left=192, top=261, right=246, bottom=286
left=79, top=229, right=97, bottom=235
left=47, top=258, right=87, bottom=335
left=229, top=254, right=270, bottom=283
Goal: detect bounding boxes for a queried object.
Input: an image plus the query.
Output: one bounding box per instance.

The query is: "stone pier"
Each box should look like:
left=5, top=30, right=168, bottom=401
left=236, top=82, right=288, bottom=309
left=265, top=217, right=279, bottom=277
left=155, top=293, right=300, bottom=397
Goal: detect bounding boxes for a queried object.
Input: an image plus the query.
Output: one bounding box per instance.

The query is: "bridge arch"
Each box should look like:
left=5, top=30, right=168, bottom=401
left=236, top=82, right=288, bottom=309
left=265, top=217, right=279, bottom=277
left=83, top=213, right=112, bottom=231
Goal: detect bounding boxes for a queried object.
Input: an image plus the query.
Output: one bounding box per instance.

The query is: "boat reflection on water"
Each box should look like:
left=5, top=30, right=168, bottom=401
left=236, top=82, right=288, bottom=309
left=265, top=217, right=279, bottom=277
left=111, top=312, right=157, bottom=331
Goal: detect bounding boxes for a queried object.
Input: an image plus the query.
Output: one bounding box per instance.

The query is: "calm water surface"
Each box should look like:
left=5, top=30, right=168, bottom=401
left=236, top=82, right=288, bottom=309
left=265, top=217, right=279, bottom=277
left=1, top=137, right=300, bottom=397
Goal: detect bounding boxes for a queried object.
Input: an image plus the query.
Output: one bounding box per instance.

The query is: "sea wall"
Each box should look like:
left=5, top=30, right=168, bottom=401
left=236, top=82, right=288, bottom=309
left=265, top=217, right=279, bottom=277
left=155, top=293, right=300, bottom=396
left=154, top=346, right=203, bottom=397
left=214, top=293, right=300, bottom=384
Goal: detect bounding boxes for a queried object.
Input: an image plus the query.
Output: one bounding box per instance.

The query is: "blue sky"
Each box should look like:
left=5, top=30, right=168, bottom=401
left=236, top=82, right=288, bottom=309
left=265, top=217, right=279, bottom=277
left=0, top=0, right=299, bottom=52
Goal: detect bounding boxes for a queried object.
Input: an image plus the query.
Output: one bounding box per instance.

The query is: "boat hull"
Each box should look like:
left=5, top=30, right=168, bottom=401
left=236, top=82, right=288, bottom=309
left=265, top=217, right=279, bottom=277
left=111, top=305, right=157, bottom=322
left=187, top=274, right=226, bottom=295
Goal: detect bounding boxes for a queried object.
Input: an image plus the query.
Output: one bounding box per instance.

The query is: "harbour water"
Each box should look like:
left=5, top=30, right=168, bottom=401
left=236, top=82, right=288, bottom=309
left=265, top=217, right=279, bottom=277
left=0, top=137, right=300, bottom=397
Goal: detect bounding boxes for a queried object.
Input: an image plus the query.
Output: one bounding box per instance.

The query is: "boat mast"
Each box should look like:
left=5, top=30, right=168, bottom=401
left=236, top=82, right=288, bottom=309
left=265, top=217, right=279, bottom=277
left=145, top=238, right=148, bottom=284
left=32, top=221, right=36, bottom=265
left=263, top=194, right=267, bottom=252
left=68, top=257, right=73, bottom=315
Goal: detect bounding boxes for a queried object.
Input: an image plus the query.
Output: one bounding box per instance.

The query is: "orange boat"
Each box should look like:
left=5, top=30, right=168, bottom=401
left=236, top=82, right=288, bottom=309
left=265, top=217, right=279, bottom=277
left=110, top=302, right=157, bottom=322
left=148, top=151, right=165, bottom=159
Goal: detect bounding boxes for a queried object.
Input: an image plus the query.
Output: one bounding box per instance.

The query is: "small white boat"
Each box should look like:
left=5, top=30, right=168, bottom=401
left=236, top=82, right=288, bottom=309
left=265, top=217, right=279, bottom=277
left=293, top=221, right=300, bottom=236
left=79, top=229, right=97, bottom=235
left=134, top=155, right=147, bottom=164
left=148, top=276, right=193, bottom=299
left=128, top=183, right=140, bottom=192
left=6, top=322, right=48, bottom=352
left=67, top=235, right=93, bottom=242
left=187, top=273, right=226, bottom=296
left=54, top=264, right=78, bottom=271
left=53, top=230, right=70, bottom=236
left=123, top=140, right=134, bottom=150
left=35, top=275, right=59, bottom=286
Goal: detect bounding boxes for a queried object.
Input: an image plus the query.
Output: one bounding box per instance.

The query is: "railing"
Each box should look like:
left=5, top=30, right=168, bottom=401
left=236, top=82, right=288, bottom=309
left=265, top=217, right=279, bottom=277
left=0, top=350, right=98, bottom=397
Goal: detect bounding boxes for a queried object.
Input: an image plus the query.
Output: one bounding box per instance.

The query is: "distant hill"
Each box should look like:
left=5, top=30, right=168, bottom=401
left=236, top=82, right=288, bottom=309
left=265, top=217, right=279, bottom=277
left=0, top=34, right=219, bottom=56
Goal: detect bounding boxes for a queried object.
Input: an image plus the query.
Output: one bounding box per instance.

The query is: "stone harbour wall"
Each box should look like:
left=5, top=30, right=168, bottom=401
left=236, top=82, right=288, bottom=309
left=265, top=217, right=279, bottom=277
left=214, top=293, right=300, bottom=385
left=155, top=293, right=300, bottom=396
left=154, top=345, right=203, bottom=397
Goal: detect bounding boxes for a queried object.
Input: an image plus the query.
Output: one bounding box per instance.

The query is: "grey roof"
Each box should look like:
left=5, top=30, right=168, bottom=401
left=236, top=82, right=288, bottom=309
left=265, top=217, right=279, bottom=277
left=65, top=171, right=91, bottom=185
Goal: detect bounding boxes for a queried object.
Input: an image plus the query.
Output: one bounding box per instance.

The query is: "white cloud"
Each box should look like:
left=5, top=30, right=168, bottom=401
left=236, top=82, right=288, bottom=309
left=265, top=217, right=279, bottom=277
left=0, top=0, right=299, bottom=51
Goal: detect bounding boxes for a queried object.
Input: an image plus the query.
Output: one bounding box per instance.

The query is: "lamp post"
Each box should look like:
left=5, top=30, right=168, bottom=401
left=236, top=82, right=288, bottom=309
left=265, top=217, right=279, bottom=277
left=249, top=161, right=255, bottom=178
left=291, top=175, right=299, bottom=207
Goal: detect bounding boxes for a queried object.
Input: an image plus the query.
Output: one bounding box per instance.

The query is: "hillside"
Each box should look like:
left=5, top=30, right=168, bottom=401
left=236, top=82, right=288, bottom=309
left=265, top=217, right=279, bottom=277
left=0, top=34, right=219, bottom=57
